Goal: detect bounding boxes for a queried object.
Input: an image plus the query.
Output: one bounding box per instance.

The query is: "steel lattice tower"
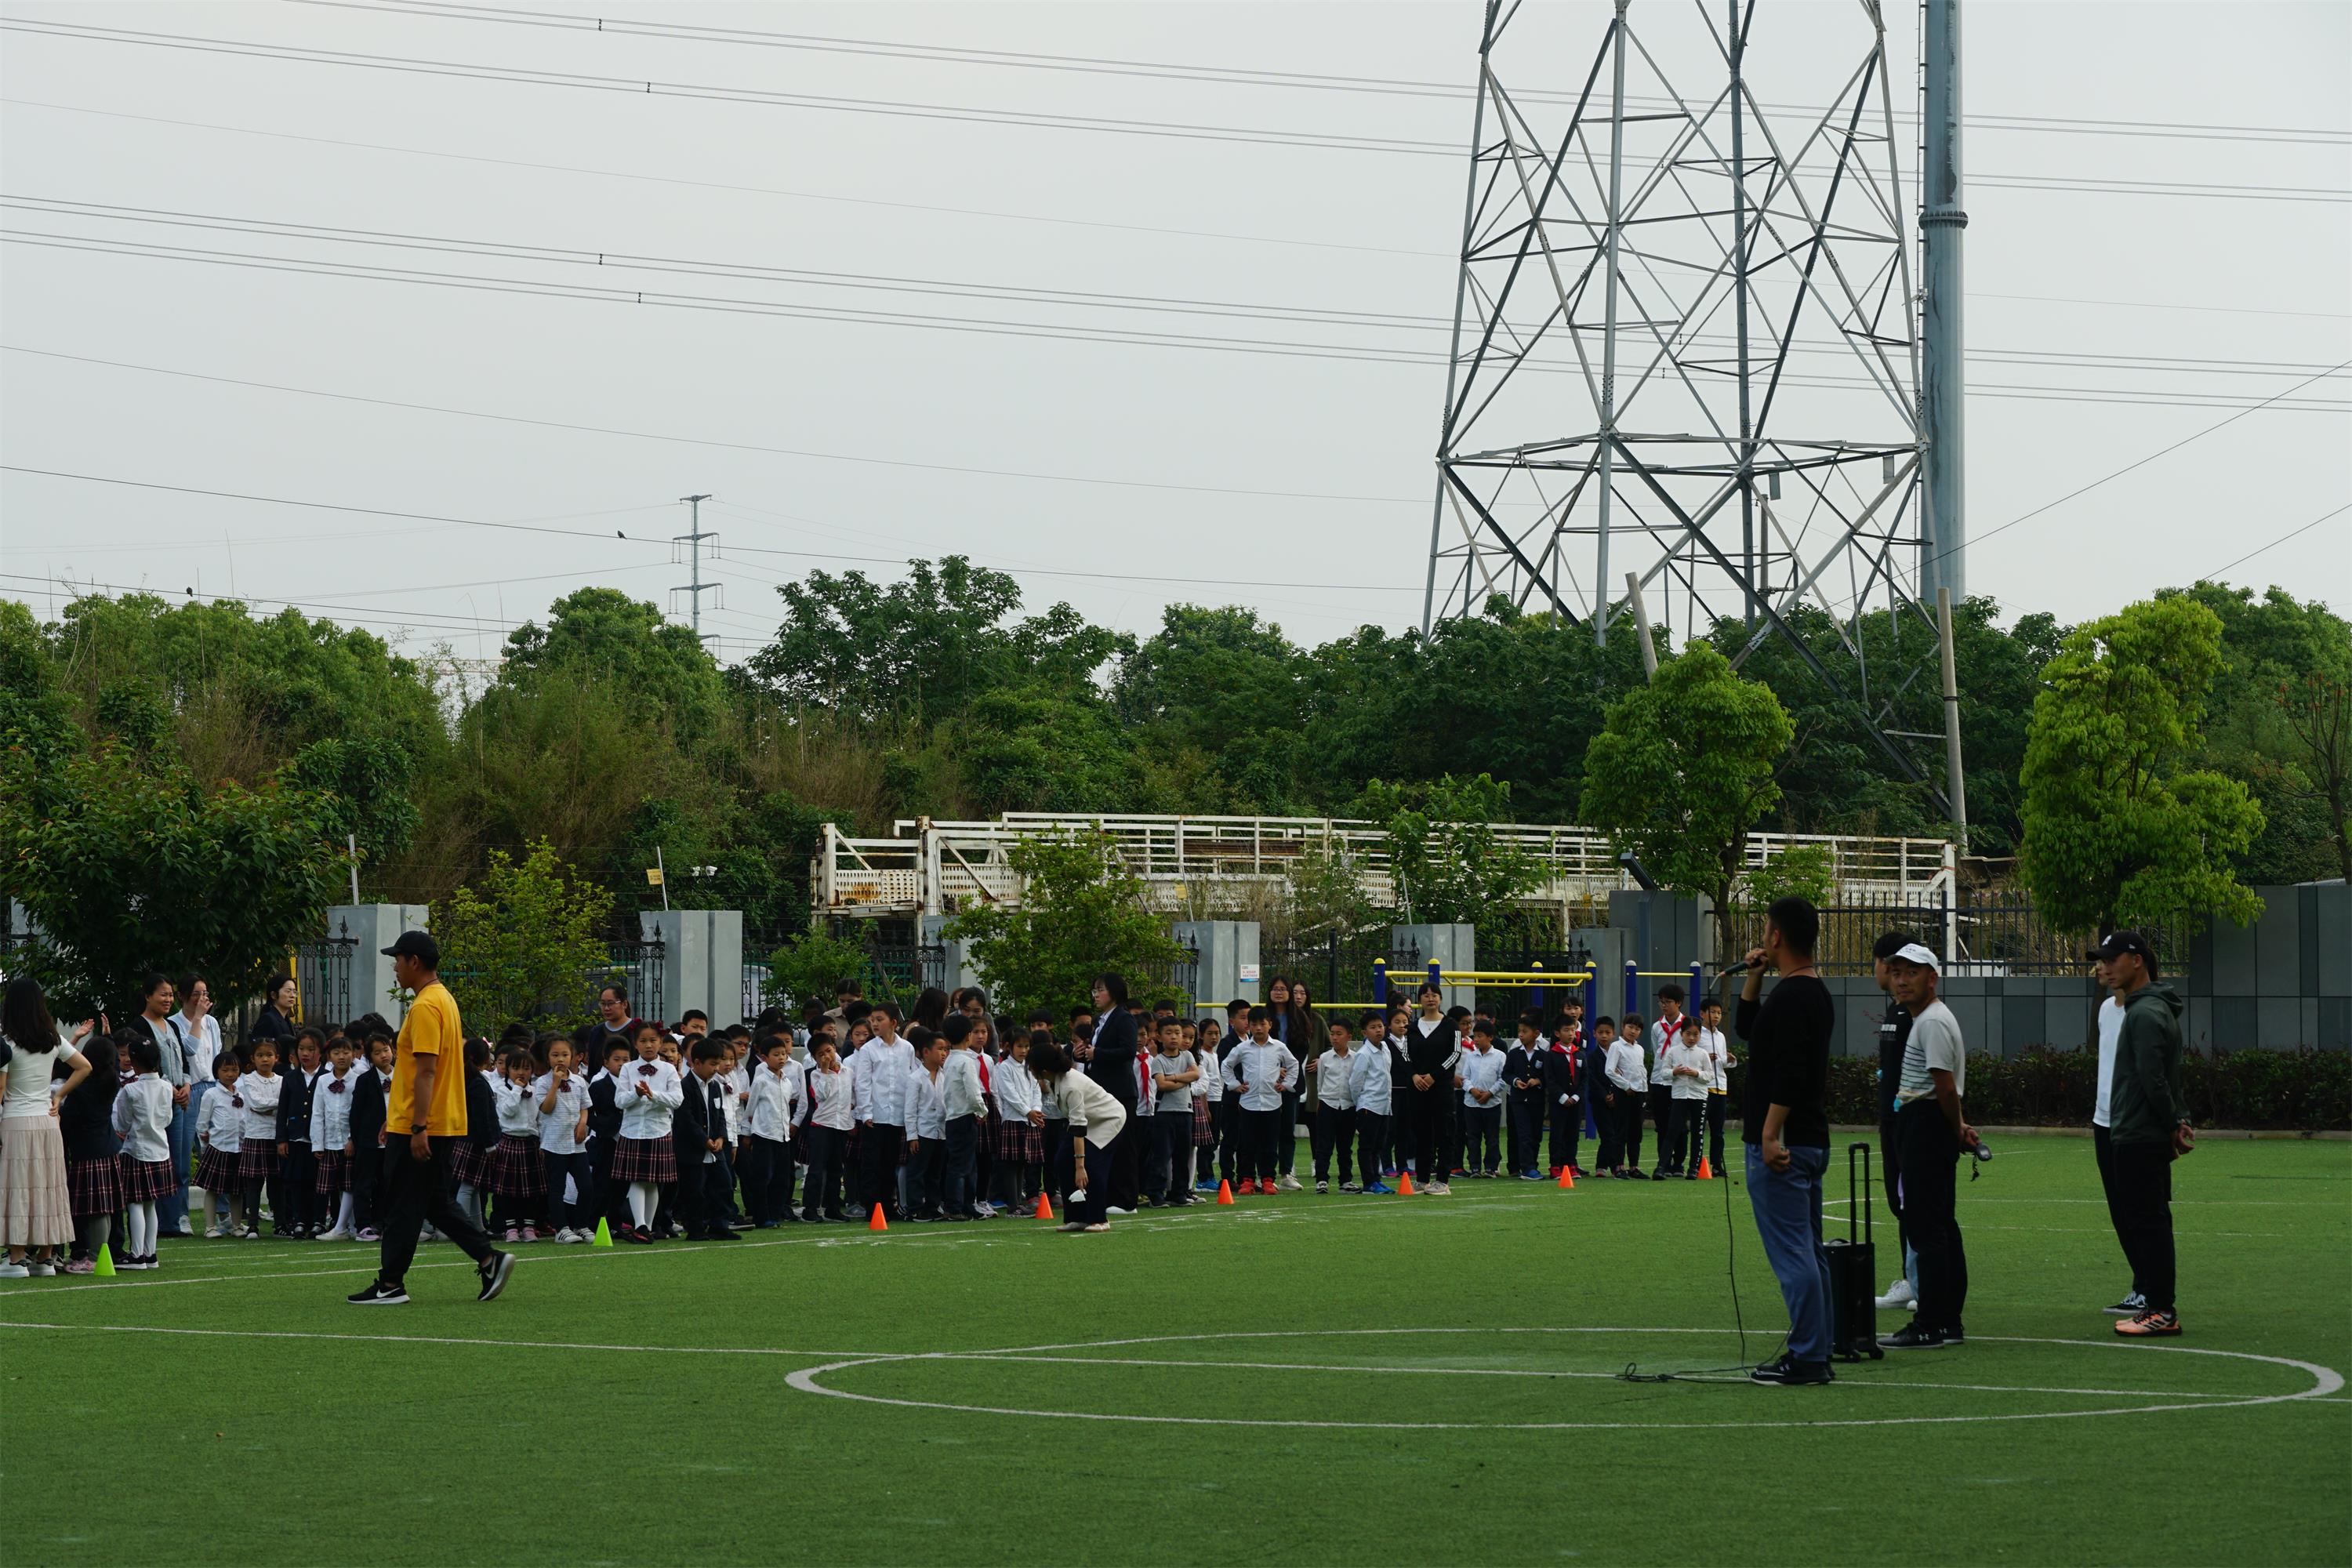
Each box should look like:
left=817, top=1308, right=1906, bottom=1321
left=1423, top=0, right=1962, bottom=811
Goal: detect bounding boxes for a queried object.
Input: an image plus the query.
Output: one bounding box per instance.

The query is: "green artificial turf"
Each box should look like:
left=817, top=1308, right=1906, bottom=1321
left=3, top=1137, right=2347, bottom=1566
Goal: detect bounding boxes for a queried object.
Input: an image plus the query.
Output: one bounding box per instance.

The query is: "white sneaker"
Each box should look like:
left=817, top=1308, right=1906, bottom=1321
left=27, top=1261, right=56, bottom=1276
left=206, top=1226, right=230, bottom=1240
left=0, top=1261, right=27, bottom=1278
left=1275, top=1174, right=1303, bottom=1192
left=1425, top=1181, right=1453, bottom=1196
left=317, top=1226, right=354, bottom=1242
left=1875, top=1277, right=1918, bottom=1311
left=1105, top=1206, right=1134, bottom=1217
left=554, top=1228, right=583, bottom=1243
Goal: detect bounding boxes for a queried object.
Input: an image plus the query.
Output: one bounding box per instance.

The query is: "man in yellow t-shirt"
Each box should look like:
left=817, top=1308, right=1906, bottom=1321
left=350, top=931, right=514, bottom=1308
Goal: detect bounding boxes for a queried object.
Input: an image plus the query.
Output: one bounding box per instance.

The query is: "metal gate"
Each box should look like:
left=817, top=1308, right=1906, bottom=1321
left=293, top=920, right=358, bottom=1026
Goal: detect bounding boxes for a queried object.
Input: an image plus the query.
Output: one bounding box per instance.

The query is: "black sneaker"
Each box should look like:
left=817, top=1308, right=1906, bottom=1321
left=2105, top=1290, right=2148, bottom=1316
left=1748, top=1352, right=1835, bottom=1385
left=1879, top=1323, right=1947, bottom=1351
left=1944, top=1322, right=1965, bottom=1345
left=475, top=1250, right=516, bottom=1303
left=347, top=1279, right=408, bottom=1306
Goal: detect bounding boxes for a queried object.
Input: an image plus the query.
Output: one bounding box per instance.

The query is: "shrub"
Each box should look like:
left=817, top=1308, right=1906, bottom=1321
left=1822, top=1047, right=2350, bottom=1131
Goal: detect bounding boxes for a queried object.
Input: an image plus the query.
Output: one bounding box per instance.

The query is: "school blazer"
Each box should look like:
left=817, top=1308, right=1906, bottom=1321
left=586, top=1076, right=623, bottom=1145
left=349, top=1072, right=387, bottom=1148
left=276, top=1069, right=318, bottom=1145
left=464, top=1073, right=499, bottom=1151
left=673, top=1074, right=714, bottom=1160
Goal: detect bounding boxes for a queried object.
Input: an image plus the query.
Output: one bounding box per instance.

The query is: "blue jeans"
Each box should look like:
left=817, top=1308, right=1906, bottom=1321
left=1745, top=1142, right=1835, bottom=1363
left=162, top=1094, right=198, bottom=1232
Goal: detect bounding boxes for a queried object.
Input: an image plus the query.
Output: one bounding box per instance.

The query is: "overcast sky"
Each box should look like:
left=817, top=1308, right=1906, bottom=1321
left=3, top=0, right=2347, bottom=673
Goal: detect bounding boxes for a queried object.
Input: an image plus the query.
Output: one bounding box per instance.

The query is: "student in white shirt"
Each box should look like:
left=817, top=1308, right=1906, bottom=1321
left=1028, top=1037, right=1128, bottom=1232
left=742, top=1033, right=805, bottom=1229
left=1602, top=1016, right=1650, bottom=1180
left=612, top=1022, right=684, bottom=1242
left=1455, top=1022, right=1507, bottom=1178
left=1698, top=998, right=1734, bottom=1178
left=1646, top=985, right=1689, bottom=1177
left=1149, top=1016, right=1202, bottom=1207
left=232, top=1040, right=285, bottom=1240
left=938, top=1016, right=990, bottom=1221
left=531, top=1038, right=593, bottom=1242
left=486, top=1047, right=547, bottom=1243
left=1348, top=1011, right=1399, bottom=1195
left=1663, top=1017, right=1713, bottom=1181
left=309, top=1036, right=362, bottom=1240
left=851, top=1004, right=918, bottom=1223
left=990, top=1029, right=1045, bottom=1211
left=110, top=1034, right=178, bottom=1269
left=902, top=1029, right=949, bottom=1221
left=800, top=1037, right=855, bottom=1223
left=1310, top=1018, right=1359, bottom=1194
left=1220, top=1007, right=1298, bottom=1196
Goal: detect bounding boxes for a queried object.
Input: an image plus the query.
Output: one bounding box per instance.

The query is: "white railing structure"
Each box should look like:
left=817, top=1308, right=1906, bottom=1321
left=813, top=813, right=1955, bottom=921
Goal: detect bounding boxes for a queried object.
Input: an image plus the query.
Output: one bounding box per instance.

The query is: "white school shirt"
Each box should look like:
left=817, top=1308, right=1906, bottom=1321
left=495, top=1078, right=539, bottom=1138
left=905, top=1064, right=946, bottom=1140
left=195, top=1084, right=245, bottom=1153
left=1047, top=1069, right=1127, bottom=1151
left=310, top=1065, right=358, bottom=1150
left=111, top=1073, right=174, bottom=1162
left=720, top=1062, right=750, bottom=1142
left=1220, top=1040, right=1297, bottom=1113
left=1457, top=1044, right=1505, bottom=1107
left=1349, top=1043, right=1396, bottom=1116
left=1604, top=1040, right=1648, bottom=1096
left=1313, top=1048, right=1358, bottom=1112
left=852, top=1036, right=917, bottom=1125
left=942, top=1048, right=987, bottom=1120
left=748, top=1059, right=804, bottom=1140
left=1664, top=1041, right=1712, bottom=1101
left=234, top=1073, right=282, bottom=1141
left=993, top=1058, right=1040, bottom=1121
left=2092, top=996, right=2125, bottom=1128
left=1700, top=1025, right=1732, bottom=1094
left=532, top=1073, right=590, bottom=1155
left=806, top=1063, right=855, bottom=1131
left=615, top=1059, right=684, bottom=1138
left=1646, top=1014, right=1686, bottom=1087
left=1196, top=1045, right=1224, bottom=1103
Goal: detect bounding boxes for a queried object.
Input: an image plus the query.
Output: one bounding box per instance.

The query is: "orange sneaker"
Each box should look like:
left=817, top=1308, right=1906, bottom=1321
left=2114, top=1308, right=2181, bottom=1338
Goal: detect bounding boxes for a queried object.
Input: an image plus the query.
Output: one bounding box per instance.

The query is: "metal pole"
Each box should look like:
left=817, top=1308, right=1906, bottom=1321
left=1625, top=572, right=1659, bottom=680
left=1936, top=585, right=1970, bottom=852
left=1730, top=0, right=1757, bottom=631
left=1424, top=2, right=1502, bottom=635
left=346, top=833, right=361, bottom=906
left=677, top=492, right=715, bottom=641
left=1592, top=0, right=1631, bottom=647
left=1921, top=0, right=1967, bottom=604
left=656, top=845, right=670, bottom=913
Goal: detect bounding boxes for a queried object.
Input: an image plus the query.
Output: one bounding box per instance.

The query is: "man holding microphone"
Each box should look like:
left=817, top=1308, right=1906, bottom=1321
left=1736, top=898, right=1838, bottom=1386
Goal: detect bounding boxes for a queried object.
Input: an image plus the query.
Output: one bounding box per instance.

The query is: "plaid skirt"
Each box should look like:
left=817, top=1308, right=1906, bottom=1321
left=450, top=1139, right=492, bottom=1189
left=238, top=1137, right=278, bottom=1185
left=487, top=1134, right=545, bottom=1198
left=67, top=1155, right=123, bottom=1218
left=1193, top=1094, right=1214, bottom=1146
left=610, top=1135, right=677, bottom=1184
left=118, top=1155, right=180, bottom=1203
left=313, top=1149, right=350, bottom=1197
left=193, top=1145, right=241, bottom=1192
left=993, top=1115, right=1043, bottom=1163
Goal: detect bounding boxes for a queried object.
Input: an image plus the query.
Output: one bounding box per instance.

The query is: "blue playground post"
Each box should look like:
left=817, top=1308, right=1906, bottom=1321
left=1372, top=959, right=1389, bottom=1007
left=1428, top=960, right=1443, bottom=996
left=1623, top=959, right=1638, bottom=1019
left=1530, top=959, right=1545, bottom=1017
left=1690, top=958, right=1704, bottom=1001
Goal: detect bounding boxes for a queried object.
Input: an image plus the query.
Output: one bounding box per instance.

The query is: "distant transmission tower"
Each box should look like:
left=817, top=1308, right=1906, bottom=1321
left=1424, top=0, right=1963, bottom=815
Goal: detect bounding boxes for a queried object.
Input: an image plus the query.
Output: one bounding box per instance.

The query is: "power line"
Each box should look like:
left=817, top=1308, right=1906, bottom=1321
left=299, top=0, right=2352, bottom=147
left=9, top=17, right=2348, bottom=200
left=2200, top=503, right=2352, bottom=581
left=9, top=236, right=2344, bottom=413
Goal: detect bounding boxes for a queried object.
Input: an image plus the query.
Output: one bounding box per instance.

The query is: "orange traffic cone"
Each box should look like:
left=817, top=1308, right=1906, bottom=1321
left=868, top=1203, right=888, bottom=1232
left=1034, top=1191, right=1053, bottom=1221
left=1557, top=1165, right=1574, bottom=1189
left=1399, top=1171, right=1417, bottom=1196
left=1697, top=1156, right=1714, bottom=1180
left=1215, top=1179, right=1235, bottom=1206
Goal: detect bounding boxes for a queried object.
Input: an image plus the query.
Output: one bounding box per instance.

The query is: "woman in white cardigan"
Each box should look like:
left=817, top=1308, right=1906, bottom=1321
left=1027, top=1038, right=1127, bottom=1233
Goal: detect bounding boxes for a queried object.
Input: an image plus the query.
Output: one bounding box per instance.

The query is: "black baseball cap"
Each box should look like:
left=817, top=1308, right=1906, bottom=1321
left=381, top=930, right=440, bottom=967
left=2087, top=929, right=2158, bottom=974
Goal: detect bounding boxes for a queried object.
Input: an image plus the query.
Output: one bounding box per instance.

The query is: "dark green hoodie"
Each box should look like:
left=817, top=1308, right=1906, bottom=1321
left=2110, top=982, right=2187, bottom=1146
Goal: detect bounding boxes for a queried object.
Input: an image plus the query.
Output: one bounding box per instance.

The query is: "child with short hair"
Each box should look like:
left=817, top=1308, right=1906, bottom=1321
left=192, top=1051, right=248, bottom=1238
left=1664, top=1016, right=1712, bottom=1180
left=801, top=1036, right=855, bottom=1222
left=1646, top=985, right=1687, bottom=1178
left=1599, top=1016, right=1642, bottom=1178
left=1545, top=1012, right=1588, bottom=1178
left=939, top=1015, right=989, bottom=1221
left=1350, top=1011, right=1397, bottom=1194
left=1700, top=997, right=1734, bottom=1176
left=349, top=1033, right=392, bottom=1240
left=902, top=1027, right=948, bottom=1221
left=309, top=1034, right=361, bottom=1240
left=111, top=1033, right=176, bottom=1270
left=274, top=1027, right=324, bottom=1238
left=532, top=1037, right=592, bottom=1240
left=1505, top=1011, right=1550, bottom=1181
left=1151, top=1017, right=1201, bottom=1206
left=742, top=1033, right=804, bottom=1228
left=487, top=1047, right=546, bottom=1242
left=1311, top=1017, right=1358, bottom=1194
left=1221, top=1007, right=1298, bottom=1195
left=1456, top=1021, right=1505, bottom=1178
left=234, top=1039, right=283, bottom=1239
left=613, top=1022, right=683, bottom=1242
left=584, top=1036, right=630, bottom=1241
left=677, top=1036, right=739, bottom=1241
left=989, top=1029, right=1044, bottom=1211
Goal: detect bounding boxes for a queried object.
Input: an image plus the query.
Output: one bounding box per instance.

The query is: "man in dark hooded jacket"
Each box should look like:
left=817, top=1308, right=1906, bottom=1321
left=2093, top=930, right=2194, bottom=1339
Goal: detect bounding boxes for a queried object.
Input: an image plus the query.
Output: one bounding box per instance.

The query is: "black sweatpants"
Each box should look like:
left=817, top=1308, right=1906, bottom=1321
left=801, top=1124, right=846, bottom=1218
left=1897, top=1098, right=1969, bottom=1332
left=1355, top=1109, right=1388, bottom=1188
left=860, top=1121, right=905, bottom=1220
left=905, top=1137, right=942, bottom=1218
left=1461, top=1103, right=1501, bottom=1174
left=944, top=1114, right=980, bottom=1216
left=742, top=1133, right=794, bottom=1223
left=1880, top=1116, right=1908, bottom=1266
left=1705, top=1094, right=1730, bottom=1172
left=1239, top=1107, right=1283, bottom=1183
left=1312, top=1103, right=1356, bottom=1185
left=1646, top=1085, right=1675, bottom=1171
left=1665, top=1098, right=1706, bottom=1174
left=1507, top=1095, right=1547, bottom=1174
left=1618, top=1092, right=1646, bottom=1169
left=1276, top=1091, right=1299, bottom=1174
left=2110, top=1138, right=2176, bottom=1312
left=375, top=1135, right=496, bottom=1288
left=1155, top=1113, right=1193, bottom=1201
left=2092, top=1125, right=2143, bottom=1295
left=1409, top=1086, right=1451, bottom=1183
left=1548, top=1098, right=1581, bottom=1172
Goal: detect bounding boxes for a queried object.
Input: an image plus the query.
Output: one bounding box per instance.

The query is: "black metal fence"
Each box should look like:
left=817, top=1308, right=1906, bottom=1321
left=1132, top=937, right=1203, bottom=1008
left=1475, top=940, right=1602, bottom=1023
left=1261, top=931, right=1423, bottom=1009
left=1722, top=891, right=2198, bottom=978
left=293, top=920, right=358, bottom=1026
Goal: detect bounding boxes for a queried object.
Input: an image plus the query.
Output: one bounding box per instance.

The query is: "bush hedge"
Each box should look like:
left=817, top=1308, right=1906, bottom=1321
left=1813, top=1047, right=2351, bottom=1132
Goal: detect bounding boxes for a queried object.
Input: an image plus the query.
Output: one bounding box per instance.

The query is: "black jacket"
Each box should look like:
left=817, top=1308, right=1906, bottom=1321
left=1504, top=1044, right=1550, bottom=1103
left=464, top=1070, right=499, bottom=1152
left=673, top=1070, right=719, bottom=1161
left=1541, top=1041, right=1588, bottom=1107
left=587, top=1073, right=622, bottom=1146
left=1088, top=1008, right=1142, bottom=1109
left=350, top=1069, right=387, bottom=1150
left=277, top=1067, right=318, bottom=1146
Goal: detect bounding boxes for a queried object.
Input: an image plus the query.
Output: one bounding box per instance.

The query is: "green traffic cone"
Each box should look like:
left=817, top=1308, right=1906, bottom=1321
left=590, top=1217, right=614, bottom=1248
left=94, top=1243, right=116, bottom=1278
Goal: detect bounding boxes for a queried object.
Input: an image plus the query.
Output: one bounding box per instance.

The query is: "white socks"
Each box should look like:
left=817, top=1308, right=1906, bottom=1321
left=126, top=1202, right=156, bottom=1257
left=332, top=1193, right=355, bottom=1232
left=628, top=1182, right=655, bottom=1229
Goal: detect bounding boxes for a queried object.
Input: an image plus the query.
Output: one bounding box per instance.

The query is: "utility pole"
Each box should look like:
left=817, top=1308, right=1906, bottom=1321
left=1921, top=0, right=1968, bottom=605
left=673, top=493, right=718, bottom=641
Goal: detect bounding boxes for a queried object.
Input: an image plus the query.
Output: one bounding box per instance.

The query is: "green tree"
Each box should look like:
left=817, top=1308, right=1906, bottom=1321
left=2019, top=597, right=2265, bottom=935
left=761, top=928, right=872, bottom=1011
left=501, top=587, right=725, bottom=744
left=434, top=840, right=615, bottom=1031
left=0, top=743, right=345, bottom=1014
left=0, top=600, right=75, bottom=764
left=1745, top=843, right=1836, bottom=908
left=942, top=832, right=1193, bottom=1017
left=1579, top=642, right=1796, bottom=960
left=1357, top=773, right=1544, bottom=928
